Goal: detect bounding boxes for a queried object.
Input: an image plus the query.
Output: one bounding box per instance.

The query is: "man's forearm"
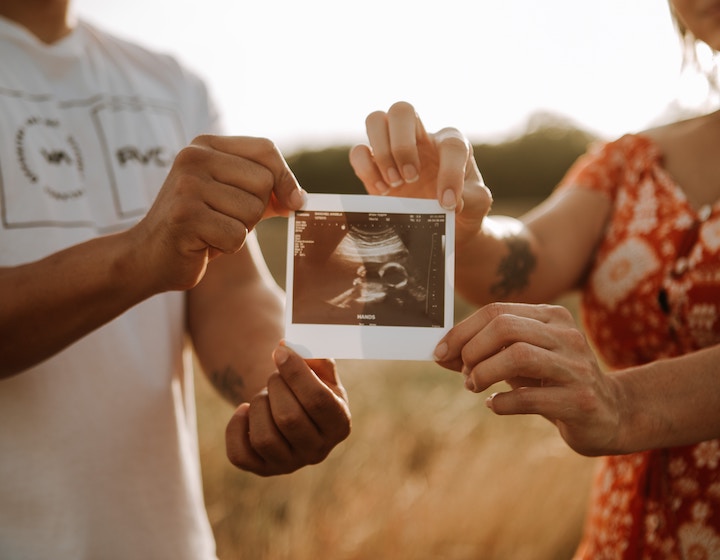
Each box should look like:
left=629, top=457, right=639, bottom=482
left=0, top=231, right=151, bottom=377
left=187, top=239, right=286, bottom=405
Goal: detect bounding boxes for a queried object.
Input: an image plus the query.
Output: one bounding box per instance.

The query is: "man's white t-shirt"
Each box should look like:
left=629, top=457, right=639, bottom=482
left=0, top=16, right=221, bottom=559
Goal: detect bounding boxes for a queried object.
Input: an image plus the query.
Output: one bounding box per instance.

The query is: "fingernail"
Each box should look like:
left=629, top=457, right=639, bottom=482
left=273, top=345, right=290, bottom=366
left=387, top=168, right=404, bottom=188
left=441, top=189, right=456, bottom=210
left=290, top=188, right=307, bottom=209
left=402, top=164, right=419, bottom=183
left=433, top=341, right=448, bottom=361
left=375, top=180, right=390, bottom=194
left=485, top=393, right=497, bottom=409
left=465, top=375, right=477, bottom=392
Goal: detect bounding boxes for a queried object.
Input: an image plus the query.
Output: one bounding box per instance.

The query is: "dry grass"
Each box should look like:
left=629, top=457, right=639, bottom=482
left=195, top=201, right=598, bottom=560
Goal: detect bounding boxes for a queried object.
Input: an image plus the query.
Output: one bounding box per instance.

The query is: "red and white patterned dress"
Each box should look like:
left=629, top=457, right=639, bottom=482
left=558, top=134, right=720, bottom=559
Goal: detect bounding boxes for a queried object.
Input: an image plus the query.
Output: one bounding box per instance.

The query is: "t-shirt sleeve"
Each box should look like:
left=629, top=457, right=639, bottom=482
left=180, top=67, right=225, bottom=137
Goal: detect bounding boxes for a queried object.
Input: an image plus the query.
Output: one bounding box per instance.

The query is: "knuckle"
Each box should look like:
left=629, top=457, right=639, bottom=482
left=301, top=390, right=332, bottom=418
left=243, top=196, right=267, bottom=226
left=459, top=345, right=474, bottom=368
left=246, top=164, right=275, bottom=195
left=191, top=133, right=214, bottom=146
left=490, top=313, right=518, bottom=342
left=505, top=342, right=537, bottom=370
left=546, top=303, right=573, bottom=323
left=173, top=143, right=207, bottom=167
left=258, top=136, right=278, bottom=151
left=226, top=447, right=247, bottom=469
left=390, top=142, right=417, bottom=162
left=165, top=181, right=199, bottom=222
left=249, top=387, right=270, bottom=410
left=171, top=172, right=200, bottom=197
left=274, top=409, right=306, bottom=434
left=249, top=431, right=276, bottom=456
left=334, top=414, right=352, bottom=440
left=482, top=302, right=507, bottom=322
left=565, top=326, right=589, bottom=350
left=252, top=136, right=279, bottom=157
left=573, top=384, right=601, bottom=415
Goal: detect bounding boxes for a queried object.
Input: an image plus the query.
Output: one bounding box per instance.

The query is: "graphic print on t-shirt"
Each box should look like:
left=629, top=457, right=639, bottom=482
left=0, top=90, right=185, bottom=232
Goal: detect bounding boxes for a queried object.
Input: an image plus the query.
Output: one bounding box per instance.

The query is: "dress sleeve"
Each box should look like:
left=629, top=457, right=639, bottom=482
left=555, top=134, right=643, bottom=203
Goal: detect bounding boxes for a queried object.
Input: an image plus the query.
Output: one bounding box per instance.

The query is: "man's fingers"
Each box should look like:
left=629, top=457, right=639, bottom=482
left=273, top=345, right=351, bottom=442
left=198, top=134, right=306, bottom=213
left=246, top=388, right=295, bottom=466
left=225, top=403, right=267, bottom=473
left=266, top=372, right=326, bottom=454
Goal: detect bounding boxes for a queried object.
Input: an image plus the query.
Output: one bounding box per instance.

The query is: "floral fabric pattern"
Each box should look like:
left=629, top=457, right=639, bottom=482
left=558, top=135, right=720, bottom=559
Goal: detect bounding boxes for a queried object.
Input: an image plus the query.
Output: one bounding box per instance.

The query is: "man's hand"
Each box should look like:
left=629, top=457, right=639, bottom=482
left=225, top=344, right=351, bottom=476
left=130, top=135, right=306, bottom=293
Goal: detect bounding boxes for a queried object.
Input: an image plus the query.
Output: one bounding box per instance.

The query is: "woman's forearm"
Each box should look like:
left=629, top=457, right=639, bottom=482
left=615, top=344, right=720, bottom=453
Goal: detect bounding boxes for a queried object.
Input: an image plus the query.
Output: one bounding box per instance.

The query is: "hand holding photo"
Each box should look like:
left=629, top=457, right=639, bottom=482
left=284, top=194, right=455, bottom=360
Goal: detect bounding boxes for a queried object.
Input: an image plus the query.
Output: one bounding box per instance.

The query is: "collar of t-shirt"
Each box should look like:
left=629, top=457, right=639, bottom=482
left=0, top=14, right=85, bottom=59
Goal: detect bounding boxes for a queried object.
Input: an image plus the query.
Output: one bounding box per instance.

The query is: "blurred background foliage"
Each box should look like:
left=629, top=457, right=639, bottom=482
left=287, top=111, right=597, bottom=200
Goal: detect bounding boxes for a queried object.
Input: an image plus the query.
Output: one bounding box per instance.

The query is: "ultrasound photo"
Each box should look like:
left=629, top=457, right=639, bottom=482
left=291, top=210, right=446, bottom=328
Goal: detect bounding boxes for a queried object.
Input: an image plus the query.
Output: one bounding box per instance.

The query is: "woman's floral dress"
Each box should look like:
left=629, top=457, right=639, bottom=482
left=558, top=134, right=720, bottom=559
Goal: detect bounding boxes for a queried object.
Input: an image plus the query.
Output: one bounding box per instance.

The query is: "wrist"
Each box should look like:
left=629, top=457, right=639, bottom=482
left=609, top=365, right=669, bottom=455
left=107, top=227, right=163, bottom=301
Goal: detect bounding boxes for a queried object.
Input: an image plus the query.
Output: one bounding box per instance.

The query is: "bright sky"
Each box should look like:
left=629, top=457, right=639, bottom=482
left=73, top=0, right=689, bottom=153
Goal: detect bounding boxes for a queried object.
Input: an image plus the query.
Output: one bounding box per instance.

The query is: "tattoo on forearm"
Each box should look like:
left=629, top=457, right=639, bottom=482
left=490, top=236, right=537, bottom=299
left=209, top=365, right=245, bottom=405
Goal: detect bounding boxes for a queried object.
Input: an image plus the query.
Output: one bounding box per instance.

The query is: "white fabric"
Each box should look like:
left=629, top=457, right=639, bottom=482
left=0, top=16, right=221, bottom=559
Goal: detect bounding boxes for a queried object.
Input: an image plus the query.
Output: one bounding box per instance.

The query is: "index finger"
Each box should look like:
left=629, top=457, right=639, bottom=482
left=433, top=302, right=562, bottom=368
left=272, top=345, right=351, bottom=439
left=202, top=135, right=307, bottom=214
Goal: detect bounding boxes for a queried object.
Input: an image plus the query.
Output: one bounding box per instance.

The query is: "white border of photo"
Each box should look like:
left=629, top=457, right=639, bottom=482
left=284, top=193, right=455, bottom=360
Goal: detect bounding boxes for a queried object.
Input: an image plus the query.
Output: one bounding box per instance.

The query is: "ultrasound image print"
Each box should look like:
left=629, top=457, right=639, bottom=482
left=292, top=210, right=446, bottom=327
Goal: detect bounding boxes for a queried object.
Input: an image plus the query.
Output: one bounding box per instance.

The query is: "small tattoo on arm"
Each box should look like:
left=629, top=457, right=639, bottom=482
left=490, top=236, right=537, bottom=299
left=209, top=365, right=246, bottom=405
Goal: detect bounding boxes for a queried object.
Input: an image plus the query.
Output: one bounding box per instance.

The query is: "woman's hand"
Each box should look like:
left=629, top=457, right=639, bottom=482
left=349, top=101, right=493, bottom=244
left=433, top=302, right=625, bottom=456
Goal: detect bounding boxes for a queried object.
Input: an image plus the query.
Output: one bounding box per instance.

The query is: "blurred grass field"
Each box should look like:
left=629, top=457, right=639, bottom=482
left=195, top=201, right=598, bottom=560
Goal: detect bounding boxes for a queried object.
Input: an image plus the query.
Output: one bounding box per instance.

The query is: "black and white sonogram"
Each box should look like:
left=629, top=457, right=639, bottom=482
left=284, top=193, right=454, bottom=361
left=292, top=210, right=446, bottom=327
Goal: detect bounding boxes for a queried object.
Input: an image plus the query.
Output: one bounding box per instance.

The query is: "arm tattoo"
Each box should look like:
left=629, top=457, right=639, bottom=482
left=208, top=365, right=246, bottom=405
left=490, top=236, right=537, bottom=299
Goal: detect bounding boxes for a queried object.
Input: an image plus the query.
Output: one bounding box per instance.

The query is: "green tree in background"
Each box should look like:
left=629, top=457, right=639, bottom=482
left=286, top=111, right=597, bottom=201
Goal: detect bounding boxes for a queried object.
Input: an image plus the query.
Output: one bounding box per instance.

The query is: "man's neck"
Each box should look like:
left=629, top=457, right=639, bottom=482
left=0, top=0, right=72, bottom=44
